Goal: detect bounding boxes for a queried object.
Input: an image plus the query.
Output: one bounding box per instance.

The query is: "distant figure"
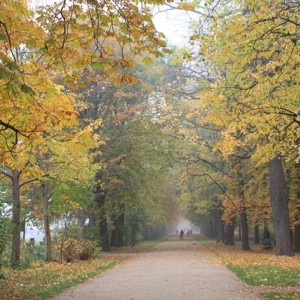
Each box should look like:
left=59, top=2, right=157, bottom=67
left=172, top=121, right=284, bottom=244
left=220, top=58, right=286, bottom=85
left=179, top=229, right=184, bottom=240
left=215, top=236, right=221, bottom=244
left=176, top=229, right=178, bottom=235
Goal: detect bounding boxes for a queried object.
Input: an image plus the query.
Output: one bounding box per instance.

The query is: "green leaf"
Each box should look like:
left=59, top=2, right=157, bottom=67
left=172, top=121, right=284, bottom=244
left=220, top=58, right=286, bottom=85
left=20, top=84, right=34, bottom=94
left=7, top=62, right=20, bottom=71
left=91, top=61, right=105, bottom=71
left=0, top=68, right=11, bottom=79
left=142, top=57, right=153, bottom=65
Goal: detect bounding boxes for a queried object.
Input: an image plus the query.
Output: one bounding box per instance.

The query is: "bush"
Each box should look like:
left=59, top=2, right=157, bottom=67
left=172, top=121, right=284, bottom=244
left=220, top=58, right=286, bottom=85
left=62, top=239, right=95, bottom=262
left=78, top=240, right=95, bottom=260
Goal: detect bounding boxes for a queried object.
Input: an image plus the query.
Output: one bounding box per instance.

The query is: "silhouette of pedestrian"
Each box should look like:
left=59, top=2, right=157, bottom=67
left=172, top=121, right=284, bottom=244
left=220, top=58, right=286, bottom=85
left=179, top=229, right=184, bottom=240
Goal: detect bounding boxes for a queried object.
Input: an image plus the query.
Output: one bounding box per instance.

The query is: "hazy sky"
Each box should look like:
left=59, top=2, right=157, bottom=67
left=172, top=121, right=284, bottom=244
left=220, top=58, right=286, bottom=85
left=153, top=6, right=193, bottom=46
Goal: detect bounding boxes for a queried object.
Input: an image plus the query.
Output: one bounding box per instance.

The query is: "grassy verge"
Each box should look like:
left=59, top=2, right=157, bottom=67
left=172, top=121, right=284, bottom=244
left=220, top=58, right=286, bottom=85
left=0, top=256, right=125, bottom=300
left=198, top=236, right=300, bottom=299
left=227, top=264, right=300, bottom=286
left=262, top=292, right=300, bottom=300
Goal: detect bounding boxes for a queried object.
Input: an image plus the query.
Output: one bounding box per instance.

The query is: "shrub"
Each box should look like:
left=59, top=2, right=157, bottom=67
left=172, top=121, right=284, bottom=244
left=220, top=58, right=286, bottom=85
left=62, top=239, right=95, bottom=262
left=78, top=240, right=95, bottom=260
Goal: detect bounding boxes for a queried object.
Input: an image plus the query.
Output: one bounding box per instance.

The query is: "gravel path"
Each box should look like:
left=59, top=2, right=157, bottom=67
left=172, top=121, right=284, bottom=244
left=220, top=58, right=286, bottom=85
left=51, top=236, right=259, bottom=300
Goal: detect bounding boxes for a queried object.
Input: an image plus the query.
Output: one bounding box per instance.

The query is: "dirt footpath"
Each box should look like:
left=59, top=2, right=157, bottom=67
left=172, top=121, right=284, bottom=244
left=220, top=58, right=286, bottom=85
left=52, top=237, right=259, bottom=300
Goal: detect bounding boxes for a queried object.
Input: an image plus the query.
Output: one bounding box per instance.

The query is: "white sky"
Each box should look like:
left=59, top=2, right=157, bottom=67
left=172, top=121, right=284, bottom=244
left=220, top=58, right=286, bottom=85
left=153, top=6, right=195, bottom=46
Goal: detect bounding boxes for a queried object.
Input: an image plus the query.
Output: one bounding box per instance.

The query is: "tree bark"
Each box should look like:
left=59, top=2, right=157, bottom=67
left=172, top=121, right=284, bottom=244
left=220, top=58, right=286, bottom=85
left=11, top=170, right=21, bottom=268
left=269, top=157, right=294, bottom=256
left=42, top=181, right=52, bottom=262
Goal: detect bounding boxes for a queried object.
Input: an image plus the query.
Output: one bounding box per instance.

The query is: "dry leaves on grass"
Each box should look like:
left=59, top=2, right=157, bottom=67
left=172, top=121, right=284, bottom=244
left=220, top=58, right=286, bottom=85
left=209, top=248, right=300, bottom=268
left=0, top=256, right=125, bottom=300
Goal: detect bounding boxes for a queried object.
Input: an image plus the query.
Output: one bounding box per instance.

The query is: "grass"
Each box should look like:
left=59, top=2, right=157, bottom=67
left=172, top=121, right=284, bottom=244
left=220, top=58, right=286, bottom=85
left=0, top=238, right=163, bottom=299
left=198, top=237, right=300, bottom=299
left=0, top=256, right=125, bottom=300
left=227, top=264, right=300, bottom=286
left=262, top=292, right=300, bottom=300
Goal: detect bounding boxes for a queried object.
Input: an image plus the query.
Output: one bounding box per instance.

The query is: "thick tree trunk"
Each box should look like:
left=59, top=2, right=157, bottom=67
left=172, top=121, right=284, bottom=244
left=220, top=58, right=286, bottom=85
left=240, top=210, right=250, bottom=250
left=11, top=170, right=21, bottom=268
left=254, top=225, right=260, bottom=244
left=42, top=182, right=52, bottom=262
left=294, top=224, right=300, bottom=252
left=269, top=157, right=294, bottom=256
left=77, top=209, right=85, bottom=240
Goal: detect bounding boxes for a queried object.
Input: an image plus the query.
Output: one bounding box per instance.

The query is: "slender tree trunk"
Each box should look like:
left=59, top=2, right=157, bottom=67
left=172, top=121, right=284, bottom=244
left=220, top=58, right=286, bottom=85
left=88, top=205, right=96, bottom=227
left=240, top=209, right=250, bottom=250
left=238, top=223, right=242, bottom=241
left=263, top=225, right=270, bottom=240
left=11, top=170, right=21, bottom=268
left=42, top=182, right=52, bottom=262
left=21, top=220, right=26, bottom=241
left=269, top=157, right=294, bottom=256
left=77, top=209, right=85, bottom=240
left=294, top=224, right=300, bottom=252
left=93, top=171, right=110, bottom=251
left=236, top=163, right=250, bottom=250
left=99, top=216, right=110, bottom=251
left=254, top=225, right=260, bottom=244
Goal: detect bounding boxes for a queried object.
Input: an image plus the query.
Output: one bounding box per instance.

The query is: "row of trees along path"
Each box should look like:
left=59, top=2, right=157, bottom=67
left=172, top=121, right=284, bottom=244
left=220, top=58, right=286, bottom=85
left=51, top=235, right=258, bottom=300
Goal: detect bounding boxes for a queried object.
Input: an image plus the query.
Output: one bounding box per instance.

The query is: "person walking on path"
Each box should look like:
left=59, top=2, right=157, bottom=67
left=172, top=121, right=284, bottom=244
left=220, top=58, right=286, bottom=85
left=179, top=229, right=184, bottom=240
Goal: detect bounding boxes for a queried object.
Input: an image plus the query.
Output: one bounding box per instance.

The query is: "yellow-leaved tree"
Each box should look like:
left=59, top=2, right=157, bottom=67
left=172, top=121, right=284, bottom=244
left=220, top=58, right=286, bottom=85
left=0, top=0, right=171, bottom=266
left=196, top=0, right=299, bottom=256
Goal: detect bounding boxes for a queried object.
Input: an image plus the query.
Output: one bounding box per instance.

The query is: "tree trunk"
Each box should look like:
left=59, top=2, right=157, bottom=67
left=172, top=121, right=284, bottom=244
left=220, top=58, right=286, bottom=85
left=99, top=216, right=110, bottom=251
left=88, top=205, right=96, bottom=227
left=263, top=225, right=270, bottom=240
left=42, top=181, right=52, bottom=262
left=294, top=224, right=300, bottom=252
left=240, top=210, right=250, bottom=250
left=110, top=210, right=124, bottom=247
left=225, top=219, right=235, bottom=245
left=269, top=157, right=294, bottom=256
left=11, top=170, right=21, bottom=268
left=21, top=219, right=26, bottom=241
left=254, top=225, right=260, bottom=244
left=77, top=209, right=85, bottom=240
left=238, top=223, right=242, bottom=241
left=93, top=171, right=110, bottom=251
